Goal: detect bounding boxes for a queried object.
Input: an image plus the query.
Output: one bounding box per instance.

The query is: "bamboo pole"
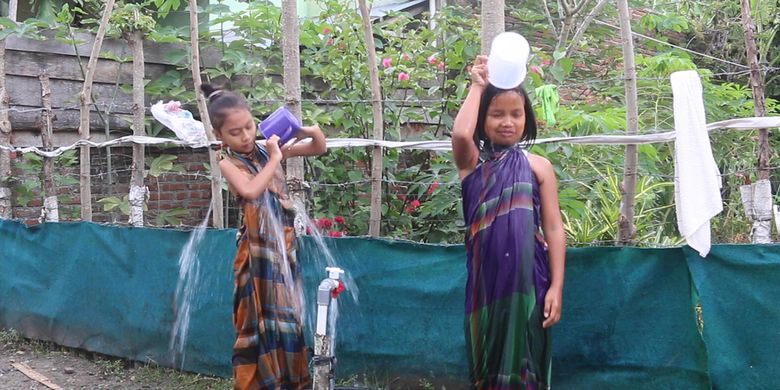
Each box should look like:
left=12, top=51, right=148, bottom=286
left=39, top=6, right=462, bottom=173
left=616, top=0, right=638, bottom=245
left=357, top=0, right=385, bottom=237
left=128, top=29, right=146, bottom=227
left=189, top=0, right=224, bottom=228
left=281, top=0, right=306, bottom=234
left=480, top=0, right=504, bottom=54
left=39, top=74, right=58, bottom=222
left=0, top=0, right=17, bottom=219
left=79, top=0, right=116, bottom=221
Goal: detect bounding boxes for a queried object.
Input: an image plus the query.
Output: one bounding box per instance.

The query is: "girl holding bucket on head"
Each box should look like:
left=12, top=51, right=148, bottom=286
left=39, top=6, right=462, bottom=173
left=200, top=83, right=326, bottom=390
left=451, top=33, right=566, bottom=389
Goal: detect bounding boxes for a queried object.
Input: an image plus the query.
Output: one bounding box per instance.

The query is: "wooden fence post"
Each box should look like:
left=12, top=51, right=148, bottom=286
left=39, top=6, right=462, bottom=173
left=740, top=0, right=772, bottom=243
left=189, top=0, right=224, bottom=228
left=357, top=0, right=385, bottom=237
left=39, top=74, right=58, bottom=222
left=79, top=0, right=116, bottom=222
left=0, top=0, right=17, bottom=219
left=281, top=0, right=306, bottom=234
left=480, top=0, right=504, bottom=54
left=128, top=29, right=146, bottom=227
left=616, top=0, right=639, bottom=245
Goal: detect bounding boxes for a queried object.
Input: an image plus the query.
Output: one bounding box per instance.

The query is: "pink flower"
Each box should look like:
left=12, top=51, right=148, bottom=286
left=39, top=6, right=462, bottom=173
left=406, top=199, right=421, bottom=213
left=382, top=58, right=392, bottom=68
left=542, top=59, right=551, bottom=66
left=398, top=72, right=410, bottom=81
left=427, top=181, right=439, bottom=195
left=323, top=27, right=331, bottom=35
left=397, top=194, right=407, bottom=201
left=334, top=216, right=345, bottom=224
left=437, top=61, right=445, bottom=71
left=530, top=66, right=541, bottom=75
left=317, top=218, right=333, bottom=229
left=326, top=38, right=334, bottom=46
left=401, top=53, right=411, bottom=62
left=427, top=55, right=437, bottom=65
left=328, top=230, right=344, bottom=238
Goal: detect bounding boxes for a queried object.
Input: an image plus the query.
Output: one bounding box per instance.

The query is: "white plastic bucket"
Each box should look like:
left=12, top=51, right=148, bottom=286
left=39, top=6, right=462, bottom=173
left=487, top=32, right=530, bottom=89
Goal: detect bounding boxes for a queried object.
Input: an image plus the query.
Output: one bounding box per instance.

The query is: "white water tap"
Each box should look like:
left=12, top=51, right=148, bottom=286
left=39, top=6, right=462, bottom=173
left=326, top=266, right=344, bottom=280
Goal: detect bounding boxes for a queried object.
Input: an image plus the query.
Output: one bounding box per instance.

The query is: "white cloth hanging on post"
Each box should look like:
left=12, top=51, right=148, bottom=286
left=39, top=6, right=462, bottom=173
left=671, top=70, right=723, bottom=257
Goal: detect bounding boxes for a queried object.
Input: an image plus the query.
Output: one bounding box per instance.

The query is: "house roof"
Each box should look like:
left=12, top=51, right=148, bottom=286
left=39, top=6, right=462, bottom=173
left=370, top=0, right=429, bottom=19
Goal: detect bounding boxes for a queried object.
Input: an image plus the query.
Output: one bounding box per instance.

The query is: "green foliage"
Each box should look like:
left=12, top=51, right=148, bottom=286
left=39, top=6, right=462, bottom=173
left=38, top=0, right=779, bottom=244
left=12, top=151, right=79, bottom=211
left=155, top=208, right=190, bottom=226
left=147, top=154, right=183, bottom=178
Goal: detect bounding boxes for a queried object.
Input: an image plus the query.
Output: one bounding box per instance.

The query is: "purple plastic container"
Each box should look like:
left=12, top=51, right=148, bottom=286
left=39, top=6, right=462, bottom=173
left=259, top=106, right=301, bottom=145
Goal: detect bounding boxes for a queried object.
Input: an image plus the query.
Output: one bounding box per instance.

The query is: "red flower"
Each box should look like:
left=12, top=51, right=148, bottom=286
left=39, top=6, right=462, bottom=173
left=317, top=218, right=333, bottom=229
left=427, top=181, right=439, bottom=195
left=323, top=27, right=332, bottom=35
left=437, top=61, right=445, bottom=71
left=397, top=194, right=407, bottom=201
left=328, top=230, right=343, bottom=238
left=334, top=216, right=345, bottom=224
left=406, top=199, right=421, bottom=213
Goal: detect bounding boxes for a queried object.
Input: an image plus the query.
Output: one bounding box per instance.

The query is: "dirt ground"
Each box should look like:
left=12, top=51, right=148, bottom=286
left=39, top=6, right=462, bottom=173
left=1, top=328, right=456, bottom=390
left=0, top=328, right=231, bottom=390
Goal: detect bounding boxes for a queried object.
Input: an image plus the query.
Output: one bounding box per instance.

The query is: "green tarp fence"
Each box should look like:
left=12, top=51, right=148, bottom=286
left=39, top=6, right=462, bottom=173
left=1, top=220, right=779, bottom=388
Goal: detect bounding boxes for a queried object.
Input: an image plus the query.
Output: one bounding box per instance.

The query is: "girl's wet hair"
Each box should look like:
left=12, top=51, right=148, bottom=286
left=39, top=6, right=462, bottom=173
left=200, top=83, right=250, bottom=132
left=473, top=84, right=538, bottom=150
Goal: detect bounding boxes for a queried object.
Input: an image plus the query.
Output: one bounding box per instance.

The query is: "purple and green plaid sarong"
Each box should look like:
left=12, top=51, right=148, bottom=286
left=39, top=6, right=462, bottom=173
left=461, top=146, right=552, bottom=390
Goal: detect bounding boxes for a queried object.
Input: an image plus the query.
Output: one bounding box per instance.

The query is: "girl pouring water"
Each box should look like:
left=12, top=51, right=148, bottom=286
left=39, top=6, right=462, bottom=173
left=201, top=83, right=326, bottom=390
left=451, top=54, right=566, bottom=389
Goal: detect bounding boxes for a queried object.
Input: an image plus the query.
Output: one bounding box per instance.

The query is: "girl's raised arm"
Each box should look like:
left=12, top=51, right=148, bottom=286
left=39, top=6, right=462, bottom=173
left=282, top=125, right=327, bottom=159
left=452, top=55, right=488, bottom=179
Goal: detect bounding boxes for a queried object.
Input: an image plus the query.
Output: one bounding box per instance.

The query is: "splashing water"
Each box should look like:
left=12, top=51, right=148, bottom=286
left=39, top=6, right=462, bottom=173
left=296, top=201, right=360, bottom=305
left=169, top=204, right=212, bottom=368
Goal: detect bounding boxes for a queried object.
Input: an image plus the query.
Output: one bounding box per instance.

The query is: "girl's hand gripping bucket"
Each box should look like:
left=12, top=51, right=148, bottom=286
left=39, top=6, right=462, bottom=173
left=487, top=32, right=531, bottom=89
left=259, top=106, right=301, bottom=145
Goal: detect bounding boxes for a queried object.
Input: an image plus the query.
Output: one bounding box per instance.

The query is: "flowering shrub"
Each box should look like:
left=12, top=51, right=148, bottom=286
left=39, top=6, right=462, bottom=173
left=313, top=216, right=348, bottom=238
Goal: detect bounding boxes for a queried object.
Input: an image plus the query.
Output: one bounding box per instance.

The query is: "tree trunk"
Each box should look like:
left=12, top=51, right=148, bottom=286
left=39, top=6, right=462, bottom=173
left=79, top=0, right=116, bottom=222
left=128, top=29, right=146, bottom=227
left=357, top=0, right=385, bottom=237
left=189, top=0, right=224, bottom=228
left=740, top=0, right=772, bottom=243
left=480, top=0, right=505, bottom=54
left=0, top=0, right=18, bottom=219
left=39, top=74, right=58, bottom=222
left=616, top=0, right=638, bottom=245
left=281, top=0, right=306, bottom=235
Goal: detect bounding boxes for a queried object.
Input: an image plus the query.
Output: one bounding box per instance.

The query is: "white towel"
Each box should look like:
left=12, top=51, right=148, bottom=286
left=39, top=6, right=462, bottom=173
left=671, top=71, right=723, bottom=257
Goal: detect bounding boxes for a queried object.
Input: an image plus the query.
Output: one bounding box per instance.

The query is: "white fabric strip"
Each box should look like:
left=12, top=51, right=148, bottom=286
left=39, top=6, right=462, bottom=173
left=2, top=116, right=779, bottom=157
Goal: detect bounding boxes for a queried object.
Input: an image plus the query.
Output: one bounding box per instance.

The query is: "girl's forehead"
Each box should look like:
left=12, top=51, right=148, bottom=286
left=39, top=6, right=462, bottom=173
left=489, top=91, right=525, bottom=106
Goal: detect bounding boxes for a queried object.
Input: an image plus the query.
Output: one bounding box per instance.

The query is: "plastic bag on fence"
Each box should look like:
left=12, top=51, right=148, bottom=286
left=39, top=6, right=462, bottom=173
left=150, top=100, right=209, bottom=147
